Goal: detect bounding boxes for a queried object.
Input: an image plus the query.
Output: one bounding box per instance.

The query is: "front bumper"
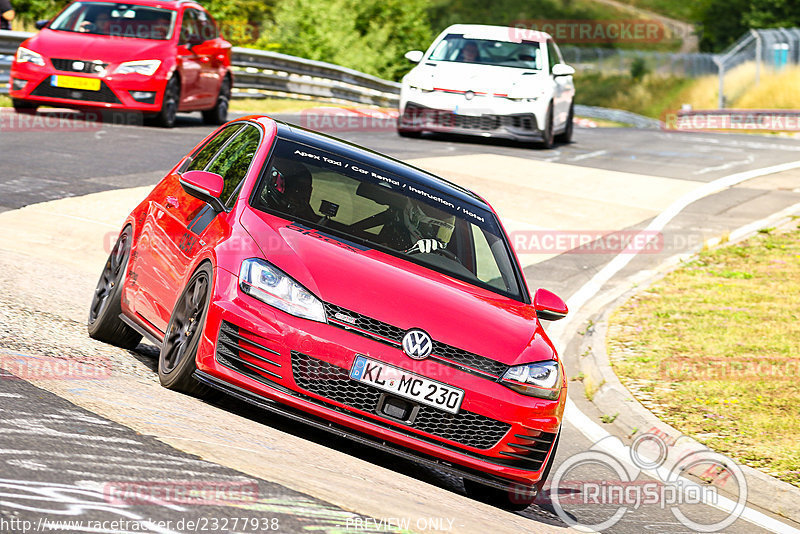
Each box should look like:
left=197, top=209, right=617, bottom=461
left=197, top=267, right=565, bottom=488
left=400, top=102, right=543, bottom=141
left=10, top=61, right=167, bottom=112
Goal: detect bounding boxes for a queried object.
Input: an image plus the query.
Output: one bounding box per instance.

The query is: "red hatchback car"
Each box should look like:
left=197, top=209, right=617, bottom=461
left=88, top=116, right=569, bottom=509
left=10, top=0, right=232, bottom=127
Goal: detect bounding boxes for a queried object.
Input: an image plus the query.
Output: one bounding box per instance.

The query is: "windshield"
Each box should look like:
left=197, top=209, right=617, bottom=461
left=50, top=2, right=176, bottom=40
left=428, top=34, right=542, bottom=70
left=251, top=138, right=524, bottom=300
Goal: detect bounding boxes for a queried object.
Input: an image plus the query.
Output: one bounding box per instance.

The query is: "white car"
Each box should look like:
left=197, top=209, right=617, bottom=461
left=398, top=24, right=576, bottom=148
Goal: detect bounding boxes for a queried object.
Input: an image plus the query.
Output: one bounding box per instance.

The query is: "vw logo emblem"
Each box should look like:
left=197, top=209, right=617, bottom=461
left=464, top=90, right=475, bottom=100
left=72, top=61, right=85, bottom=71
left=402, top=329, right=433, bottom=360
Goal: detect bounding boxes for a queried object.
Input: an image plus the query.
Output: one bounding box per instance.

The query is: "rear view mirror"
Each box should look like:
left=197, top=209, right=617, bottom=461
left=534, top=288, right=568, bottom=321
left=356, top=181, right=404, bottom=209
left=36, top=19, right=50, bottom=30
left=179, top=170, right=226, bottom=212
left=404, top=50, right=424, bottom=63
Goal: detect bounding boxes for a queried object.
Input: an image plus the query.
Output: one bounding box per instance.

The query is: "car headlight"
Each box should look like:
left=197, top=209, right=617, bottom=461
left=501, top=360, right=561, bottom=399
left=115, top=60, right=161, bottom=76
left=239, top=258, right=326, bottom=322
left=16, top=47, right=45, bottom=67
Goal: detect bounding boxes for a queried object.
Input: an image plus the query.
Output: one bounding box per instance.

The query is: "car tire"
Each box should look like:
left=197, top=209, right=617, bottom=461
left=88, top=226, right=143, bottom=350
left=555, top=102, right=574, bottom=144
left=202, top=76, right=231, bottom=126
left=155, top=76, right=180, bottom=128
left=539, top=104, right=554, bottom=149
left=12, top=98, right=38, bottom=114
left=158, top=262, right=214, bottom=397
left=463, top=478, right=537, bottom=512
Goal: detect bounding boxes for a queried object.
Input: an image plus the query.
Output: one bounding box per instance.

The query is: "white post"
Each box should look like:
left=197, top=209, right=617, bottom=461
left=752, top=29, right=762, bottom=86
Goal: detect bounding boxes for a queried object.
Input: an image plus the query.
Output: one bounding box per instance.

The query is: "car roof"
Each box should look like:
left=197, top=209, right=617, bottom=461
left=244, top=116, right=493, bottom=212
left=78, top=0, right=201, bottom=9
left=440, top=24, right=551, bottom=44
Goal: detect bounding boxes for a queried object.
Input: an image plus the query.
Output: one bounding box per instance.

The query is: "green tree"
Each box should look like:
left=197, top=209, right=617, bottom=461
left=694, top=0, right=800, bottom=52
left=262, top=0, right=432, bottom=81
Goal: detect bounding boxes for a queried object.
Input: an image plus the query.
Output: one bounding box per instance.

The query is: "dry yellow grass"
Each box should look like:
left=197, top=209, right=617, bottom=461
left=736, top=65, right=800, bottom=109
left=672, top=62, right=800, bottom=111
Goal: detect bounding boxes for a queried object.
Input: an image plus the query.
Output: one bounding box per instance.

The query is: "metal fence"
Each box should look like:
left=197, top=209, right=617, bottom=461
left=560, top=46, right=718, bottom=78
left=713, top=28, right=800, bottom=108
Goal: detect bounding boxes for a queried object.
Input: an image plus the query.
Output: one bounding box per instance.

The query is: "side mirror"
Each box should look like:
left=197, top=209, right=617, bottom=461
left=36, top=19, right=50, bottom=30
left=179, top=170, right=226, bottom=212
left=552, top=63, right=575, bottom=77
left=404, top=50, right=424, bottom=63
left=534, top=288, right=568, bottom=321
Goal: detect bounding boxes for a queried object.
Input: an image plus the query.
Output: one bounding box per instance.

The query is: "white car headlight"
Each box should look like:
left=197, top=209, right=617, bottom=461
left=239, top=258, right=326, bottom=322
left=115, top=60, right=161, bottom=76
left=16, top=47, right=45, bottom=66
left=501, top=360, right=561, bottom=399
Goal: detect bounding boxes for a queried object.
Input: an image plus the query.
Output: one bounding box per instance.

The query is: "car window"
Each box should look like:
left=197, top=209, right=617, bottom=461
left=547, top=40, right=561, bottom=71
left=179, top=8, right=200, bottom=44
left=428, top=34, right=541, bottom=70
left=187, top=124, right=243, bottom=173
left=49, top=2, right=176, bottom=40
left=251, top=138, right=523, bottom=300
left=205, top=125, right=262, bottom=207
left=195, top=9, right=218, bottom=41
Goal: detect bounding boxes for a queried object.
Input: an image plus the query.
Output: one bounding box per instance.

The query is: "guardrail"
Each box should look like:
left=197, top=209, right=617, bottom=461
left=574, top=104, right=663, bottom=129
left=0, top=30, right=401, bottom=104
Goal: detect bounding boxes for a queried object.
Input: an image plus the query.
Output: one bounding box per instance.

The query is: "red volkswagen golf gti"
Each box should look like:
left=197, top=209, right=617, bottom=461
left=88, top=116, right=569, bottom=509
left=10, top=0, right=232, bottom=127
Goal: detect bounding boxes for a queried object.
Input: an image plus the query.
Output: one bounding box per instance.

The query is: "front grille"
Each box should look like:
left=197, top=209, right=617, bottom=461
left=216, top=321, right=283, bottom=382
left=30, top=79, right=120, bottom=104
left=51, top=58, right=108, bottom=74
left=323, top=302, right=507, bottom=378
left=499, top=430, right=558, bottom=471
left=292, top=352, right=510, bottom=450
left=403, top=104, right=538, bottom=133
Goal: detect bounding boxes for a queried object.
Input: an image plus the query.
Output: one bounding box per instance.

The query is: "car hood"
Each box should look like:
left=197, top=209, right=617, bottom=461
left=25, top=29, right=168, bottom=63
left=405, top=61, right=546, bottom=97
left=240, top=209, right=556, bottom=367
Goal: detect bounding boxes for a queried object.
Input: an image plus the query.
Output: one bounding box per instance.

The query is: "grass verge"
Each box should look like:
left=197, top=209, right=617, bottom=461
left=230, top=97, right=348, bottom=115
left=607, top=225, right=800, bottom=486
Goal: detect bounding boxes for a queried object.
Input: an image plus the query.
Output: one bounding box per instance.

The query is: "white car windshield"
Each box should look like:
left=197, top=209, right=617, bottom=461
left=50, top=2, right=176, bottom=40
left=428, top=34, right=542, bottom=70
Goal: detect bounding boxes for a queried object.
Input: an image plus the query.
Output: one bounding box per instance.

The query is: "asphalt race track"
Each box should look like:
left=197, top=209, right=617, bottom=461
left=1, top=108, right=800, bottom=534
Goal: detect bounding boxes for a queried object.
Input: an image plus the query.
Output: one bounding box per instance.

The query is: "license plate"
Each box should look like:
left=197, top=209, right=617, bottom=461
left=350, top=355, right=464, bottom=414
left=50, top=75, right=101, bottom=91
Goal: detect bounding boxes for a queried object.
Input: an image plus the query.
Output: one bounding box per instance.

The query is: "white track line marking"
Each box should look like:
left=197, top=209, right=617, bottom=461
left=561, top=158, right=800, bottom=533
left=570, top=150, right=608, bottom=162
